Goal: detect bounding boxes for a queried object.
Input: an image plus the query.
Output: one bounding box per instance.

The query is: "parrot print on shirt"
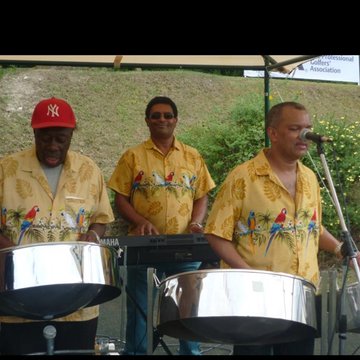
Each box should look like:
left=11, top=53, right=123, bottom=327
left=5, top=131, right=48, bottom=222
left=264, top=207, right=287, bottom=256
left=76, top=207, right=86, bottom=229
left=18, top=205, right=40, bottom=245
left=132, top=170, right=144, bottom=190
left=305, top=208, right=317, bottom=256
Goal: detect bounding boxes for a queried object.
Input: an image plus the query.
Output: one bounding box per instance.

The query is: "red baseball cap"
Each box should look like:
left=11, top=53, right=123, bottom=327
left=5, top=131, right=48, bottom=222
left=31, top=97, right=76, bottom=129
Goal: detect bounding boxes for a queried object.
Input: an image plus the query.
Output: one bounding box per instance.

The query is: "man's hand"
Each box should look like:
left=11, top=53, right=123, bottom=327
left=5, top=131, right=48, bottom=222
left=134, top=220, right=159, bottom=235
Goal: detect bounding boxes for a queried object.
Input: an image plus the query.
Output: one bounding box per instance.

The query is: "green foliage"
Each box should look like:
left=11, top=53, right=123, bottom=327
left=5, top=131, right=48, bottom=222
left=179, top=93, right=265, bottom=201
left=0, top=65, right=19, bottom=79
left=302, top=116, right=360, bottom=240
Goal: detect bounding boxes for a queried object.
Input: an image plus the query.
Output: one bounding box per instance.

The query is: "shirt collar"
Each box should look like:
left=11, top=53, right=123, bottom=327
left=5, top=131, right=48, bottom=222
left=144, top=137, right=180, bottom=151
left=254, top=148, right=307, bottom=176
left=21, top=145, right=76, bottom=174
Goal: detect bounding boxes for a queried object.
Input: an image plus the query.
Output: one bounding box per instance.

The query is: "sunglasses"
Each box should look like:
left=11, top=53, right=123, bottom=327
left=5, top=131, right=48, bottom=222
left=149, top=112, right=175, bottom=120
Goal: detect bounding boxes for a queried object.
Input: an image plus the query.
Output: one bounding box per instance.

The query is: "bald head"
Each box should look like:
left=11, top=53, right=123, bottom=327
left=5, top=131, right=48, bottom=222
left=266, top=102, right=308, bottom=130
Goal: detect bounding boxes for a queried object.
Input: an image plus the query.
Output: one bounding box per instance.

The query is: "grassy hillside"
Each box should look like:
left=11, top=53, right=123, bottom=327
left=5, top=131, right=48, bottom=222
left=2, top=66, right=360, bottom=179
left=1, top=66, right=359, bottom=252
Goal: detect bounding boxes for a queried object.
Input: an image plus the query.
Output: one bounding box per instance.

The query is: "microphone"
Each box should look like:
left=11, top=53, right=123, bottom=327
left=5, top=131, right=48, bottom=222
left=300, top=128, right=332, bottom=143
left=43, top=325, right=57, bottom=355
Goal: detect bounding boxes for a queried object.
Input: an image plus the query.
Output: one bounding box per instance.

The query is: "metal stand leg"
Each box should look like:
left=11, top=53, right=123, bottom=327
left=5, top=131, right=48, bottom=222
left=319, top=269, right=341, bottom=355
left=320, top=270, right=328, bottom=355
left=147, top=267, right=154, bottom=355
left=328, top=269, right=337, bottom=355
left=118, top=264, right=127, bottom=349
left=338, top=259, right=350, bottom=355
left=124, top=282, right=173, bottom=355
left=148, top=268, right=173, bottom=355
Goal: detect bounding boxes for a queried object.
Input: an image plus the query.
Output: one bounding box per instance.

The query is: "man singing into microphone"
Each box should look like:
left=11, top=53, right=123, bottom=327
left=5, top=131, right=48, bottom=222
left=205, top=101, right=360, bottom=356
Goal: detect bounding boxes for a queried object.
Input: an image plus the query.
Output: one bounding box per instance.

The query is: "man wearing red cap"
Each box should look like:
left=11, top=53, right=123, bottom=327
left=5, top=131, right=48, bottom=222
left=0, top=97, right=114, bottom=354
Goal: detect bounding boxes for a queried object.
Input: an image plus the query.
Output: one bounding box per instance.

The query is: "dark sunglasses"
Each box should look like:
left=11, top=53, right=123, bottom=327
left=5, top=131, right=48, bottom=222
left=149, top=112, right=175, bottom=120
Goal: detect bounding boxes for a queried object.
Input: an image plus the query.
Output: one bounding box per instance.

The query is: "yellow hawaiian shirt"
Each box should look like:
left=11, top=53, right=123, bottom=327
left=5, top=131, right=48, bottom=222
left=205, top=149, right=323, bottom=286
left=108, top=138, right=215, bottom=234
left=0, top=146, right=114, bottom=323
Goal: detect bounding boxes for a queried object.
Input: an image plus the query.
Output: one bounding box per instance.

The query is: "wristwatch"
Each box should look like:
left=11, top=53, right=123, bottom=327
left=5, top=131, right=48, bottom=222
left=189, top=222, right=203, bottom=229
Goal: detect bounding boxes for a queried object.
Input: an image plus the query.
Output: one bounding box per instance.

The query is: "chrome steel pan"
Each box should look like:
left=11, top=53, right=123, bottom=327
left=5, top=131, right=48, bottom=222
left=0, top=242, right=121, bottom=320
left=342, top=281, right=360, bottom=333
left=156, top=269, right=317, bottom=345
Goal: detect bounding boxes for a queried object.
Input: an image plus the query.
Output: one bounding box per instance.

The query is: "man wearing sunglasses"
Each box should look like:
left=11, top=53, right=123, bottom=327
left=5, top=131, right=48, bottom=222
left=108, top=96, right=215, bottom=355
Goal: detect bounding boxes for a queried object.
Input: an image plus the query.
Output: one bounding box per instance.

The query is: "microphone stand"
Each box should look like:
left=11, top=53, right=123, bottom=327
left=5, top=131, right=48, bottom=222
left=315, top=141, right=360, bottom=355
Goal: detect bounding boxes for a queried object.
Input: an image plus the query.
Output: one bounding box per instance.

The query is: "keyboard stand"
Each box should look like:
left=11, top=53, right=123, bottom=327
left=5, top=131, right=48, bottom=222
left=121, top=253, right=172, bottom=355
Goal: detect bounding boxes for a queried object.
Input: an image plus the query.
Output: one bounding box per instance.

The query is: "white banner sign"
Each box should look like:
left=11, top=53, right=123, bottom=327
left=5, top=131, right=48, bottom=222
left=244, top=55, right=360, bottom=84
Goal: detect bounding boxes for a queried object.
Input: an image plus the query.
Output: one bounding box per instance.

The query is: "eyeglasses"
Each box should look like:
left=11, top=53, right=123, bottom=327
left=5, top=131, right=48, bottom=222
left=149, top=112, right=175, bottom=120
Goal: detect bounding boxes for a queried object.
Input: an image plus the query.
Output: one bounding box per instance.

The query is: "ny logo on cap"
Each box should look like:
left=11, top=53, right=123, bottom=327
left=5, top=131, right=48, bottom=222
left=47, top=104, right=59, bottom=117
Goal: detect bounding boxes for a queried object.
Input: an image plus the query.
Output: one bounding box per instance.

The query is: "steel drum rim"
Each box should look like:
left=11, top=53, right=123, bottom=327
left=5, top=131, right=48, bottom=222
left=0, top=240, right=114, bottom=252
left=158, top=268, right=316, bottom=290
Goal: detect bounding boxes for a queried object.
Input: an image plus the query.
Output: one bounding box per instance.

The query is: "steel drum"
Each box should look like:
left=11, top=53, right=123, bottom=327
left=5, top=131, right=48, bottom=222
left=156, top=269, right=317, bottom=345
left=0, top=242, right=122, bottom=320
left=342, top=282, right=360, bottom=332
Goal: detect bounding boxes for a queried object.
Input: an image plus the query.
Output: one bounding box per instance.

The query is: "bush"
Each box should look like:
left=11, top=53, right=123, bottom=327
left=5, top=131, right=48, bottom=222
left=302, top=116, right=360, bottom=241
left=179, top=93, right=265, bottom=202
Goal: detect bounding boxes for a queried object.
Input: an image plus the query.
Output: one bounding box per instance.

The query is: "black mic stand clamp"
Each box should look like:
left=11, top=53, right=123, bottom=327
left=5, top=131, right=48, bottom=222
left=315, top=142, right=360, bottom=355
